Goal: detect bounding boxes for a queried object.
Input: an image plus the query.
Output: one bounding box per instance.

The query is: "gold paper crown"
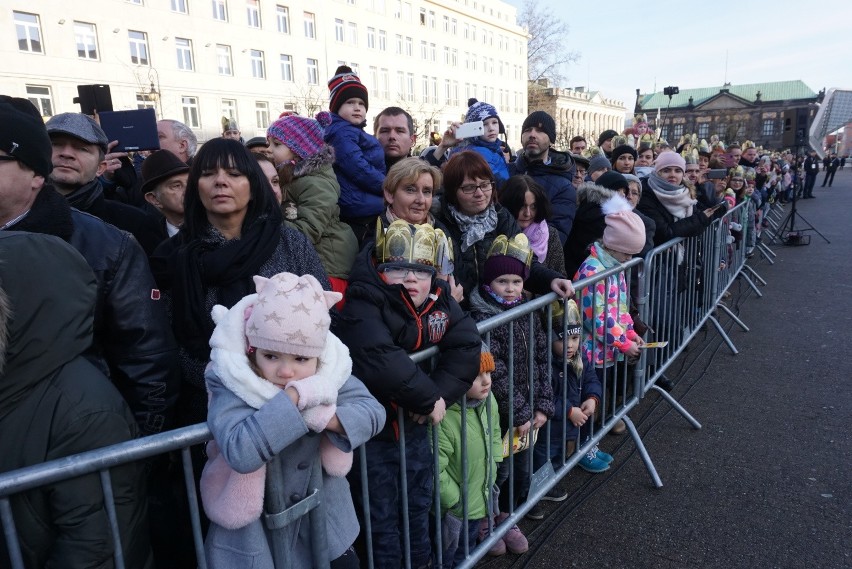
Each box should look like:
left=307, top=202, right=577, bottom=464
left=634, top=113, right=648, bottom=124
left=486, top=233, right=533, bottom=269
left=612, top=135, right=632, bottom=148
left=682, top=148, right=699, bottom=165
left=375, top=219, right=452, bottom=271
left=711, top=139, right=726, bottom=153
left=743, top=167, right=756, bottom=181
left=742, top=140, right=756, bottom=150
left=638, top=133, right=654, bottom=150
left=697, top=139, right=711, bottom=155
left=585, top=145, right=603, bottom=158
left=728, top=165, right=745, bottom=179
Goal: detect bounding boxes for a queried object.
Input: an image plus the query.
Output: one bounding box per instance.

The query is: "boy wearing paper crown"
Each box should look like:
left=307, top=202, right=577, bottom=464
left=334, top=219, right=481, bottom=569
left=467, top=233, right=554, bottom=554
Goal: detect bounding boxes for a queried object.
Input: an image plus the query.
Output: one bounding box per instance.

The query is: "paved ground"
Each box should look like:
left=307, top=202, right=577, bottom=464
left=480, top=169, right=852, bottom=569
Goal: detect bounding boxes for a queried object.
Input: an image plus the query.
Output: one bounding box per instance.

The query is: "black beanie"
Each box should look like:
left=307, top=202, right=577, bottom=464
left=522, top=111, right=556, bottom=144
left=596, top=171, right=629, bottom=193
left=598, top=129, right=618, bottom=147
left=609, top=144, right=637, bottom=165
left=0, top=96, right=53, bottom=178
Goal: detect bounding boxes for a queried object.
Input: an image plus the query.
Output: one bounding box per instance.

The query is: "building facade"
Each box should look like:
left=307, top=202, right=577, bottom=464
left=635, top=80, right=822, bottom=150
left=528, top=80, right=625, bottom=151
left=3, top=0, right=528, bottom=145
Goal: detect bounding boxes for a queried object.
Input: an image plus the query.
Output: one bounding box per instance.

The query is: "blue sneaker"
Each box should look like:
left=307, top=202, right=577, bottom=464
left=578, top=449, right=610, bottom=473
left=593, top=445, right=614, bottom=465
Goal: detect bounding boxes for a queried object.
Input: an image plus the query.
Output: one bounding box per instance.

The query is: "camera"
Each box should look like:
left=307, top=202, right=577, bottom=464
left=663, top=86, right=679, bottom=97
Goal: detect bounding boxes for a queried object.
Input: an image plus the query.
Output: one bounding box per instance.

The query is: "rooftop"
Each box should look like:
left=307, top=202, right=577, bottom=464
left=638, top=80, right=817, bottom=110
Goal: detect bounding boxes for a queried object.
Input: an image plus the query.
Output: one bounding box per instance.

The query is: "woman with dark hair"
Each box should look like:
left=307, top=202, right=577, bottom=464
left=151, top=138, right=330, bottom=426
left=436, top=151, right=573, bottom=303
left=499, top=175, right=566, bottom=277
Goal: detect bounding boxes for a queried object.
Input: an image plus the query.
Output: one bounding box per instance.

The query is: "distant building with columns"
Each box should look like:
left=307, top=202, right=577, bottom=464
left=527, top=80, right=625, bottom=150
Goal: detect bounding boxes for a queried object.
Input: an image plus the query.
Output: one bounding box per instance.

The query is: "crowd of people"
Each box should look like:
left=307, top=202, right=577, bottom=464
left=0, top=64, right=824, bottom=568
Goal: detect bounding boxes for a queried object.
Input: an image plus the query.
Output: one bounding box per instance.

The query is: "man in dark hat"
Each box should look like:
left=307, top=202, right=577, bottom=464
left=510, top=110, right=577, bottom=245
left=245, top=136, right=273, bottom=160
left=598, top=129, right=618, bottom=159
left=142, top=150, right=189, bottom=241
left=0, top=95, right=179, bottom=437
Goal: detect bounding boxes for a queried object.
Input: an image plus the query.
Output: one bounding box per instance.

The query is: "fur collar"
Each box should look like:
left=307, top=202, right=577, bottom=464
left=468, top=287, right=504, bottom=319
left=576, top=182, right=614, bottom=206
left=208, top=294, right=352, bottom=409
left=293, top=144, right=336, bottom=179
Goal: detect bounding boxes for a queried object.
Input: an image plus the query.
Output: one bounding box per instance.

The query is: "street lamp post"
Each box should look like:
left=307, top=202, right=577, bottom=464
left=146, top=68, right=162, bottom=118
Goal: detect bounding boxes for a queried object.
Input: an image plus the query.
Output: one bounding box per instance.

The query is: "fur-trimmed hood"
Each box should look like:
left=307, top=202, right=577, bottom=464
left=293, top=144, right=336, bottom=179
left=575, top=182, right=615, bottom=207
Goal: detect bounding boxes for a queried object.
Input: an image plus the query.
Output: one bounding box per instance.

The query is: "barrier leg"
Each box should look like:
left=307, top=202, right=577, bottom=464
left=756, top=243, right=775, bottom=264
left=649, top=386, right=702, bottom=430
left=716, top=303, right=749, bottom=332
left=1, top=498, right=25, bottom=569
left=707, top=315, right=739, bottom=355
left=181, top=448, right=208, bottom=569
left=742, top=265, right=767, bottom=287
left=622, top=417, right=663, bottom=489
left=737, top=272, right=763, bottom=297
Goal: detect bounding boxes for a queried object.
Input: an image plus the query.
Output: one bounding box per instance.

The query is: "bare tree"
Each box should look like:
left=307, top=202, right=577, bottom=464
left=518, top=0, right=580, bottom=86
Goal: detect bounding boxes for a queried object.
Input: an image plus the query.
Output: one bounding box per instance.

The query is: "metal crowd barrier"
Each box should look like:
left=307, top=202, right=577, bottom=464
left=1, top=206, right=769, bottom=569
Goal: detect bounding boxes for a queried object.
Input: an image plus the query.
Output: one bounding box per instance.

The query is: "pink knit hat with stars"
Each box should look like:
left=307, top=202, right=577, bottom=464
left=245, top=273, right=342, bottom=357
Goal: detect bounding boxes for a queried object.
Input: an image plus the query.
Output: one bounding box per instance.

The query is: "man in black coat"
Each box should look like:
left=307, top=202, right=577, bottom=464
left=0, top=96, right=179, bottom=437
left=46, top=112, right=163, bottom=256
left=0, top=232, right=153, bottom=569
left=821, top=154, right=840, bottom=187
left=802, top=149, right=820, bottom=198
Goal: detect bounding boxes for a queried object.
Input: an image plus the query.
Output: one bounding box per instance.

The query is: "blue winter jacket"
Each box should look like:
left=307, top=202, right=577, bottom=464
left=452, top=138, right=509, bottom=185
left=509, top=149, right=577, bottom=245
left=323, top=113, right=386, bottom=218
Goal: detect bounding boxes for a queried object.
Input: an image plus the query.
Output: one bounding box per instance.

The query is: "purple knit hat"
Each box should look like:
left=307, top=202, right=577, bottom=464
left=266, top=112, right=331, bottom=160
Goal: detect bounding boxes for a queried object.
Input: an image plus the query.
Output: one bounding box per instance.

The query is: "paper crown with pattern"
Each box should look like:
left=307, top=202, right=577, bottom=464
left=728, top=165, right=745, bottom=179
left=486, top=233, right=533, bottom=268
left=682, top=148, right=699, bottom=165
left=743, top=167, right=756, bottom=181
left=742, top=140, right=756, bottom=150
left=697, top=139, right=712, bottom=156
left=375, top=218, right=454, bottom=274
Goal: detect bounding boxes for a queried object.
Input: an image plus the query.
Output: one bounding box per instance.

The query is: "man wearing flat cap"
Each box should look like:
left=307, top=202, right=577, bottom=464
left=509, top=110, right=577, bottom=245
left=46, top=112, right=162, bottom=256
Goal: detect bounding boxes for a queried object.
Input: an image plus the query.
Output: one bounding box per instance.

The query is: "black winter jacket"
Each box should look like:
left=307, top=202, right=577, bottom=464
left=8, top=187, right=180, bottom=436
left=0, top=232, right=152, bottom=569
left=334, top=245, right=481, bottom=439
left=509, top=149, right=577, bottom=245
left=436, top=202, right=562, bottom=306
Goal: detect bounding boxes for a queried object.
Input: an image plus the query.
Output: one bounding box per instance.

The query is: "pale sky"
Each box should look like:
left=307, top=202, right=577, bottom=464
left=505, top=0, right=852, bottom=115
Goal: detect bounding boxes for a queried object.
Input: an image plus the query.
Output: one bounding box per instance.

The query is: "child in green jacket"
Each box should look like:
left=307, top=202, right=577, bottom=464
left=437, top=348, right=503, bottom=567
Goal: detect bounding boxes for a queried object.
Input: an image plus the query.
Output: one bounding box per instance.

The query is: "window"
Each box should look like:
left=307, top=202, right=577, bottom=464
left=428, top=10, right=435, bottom=28
left=246, top=0, right=261, bottom=27
left=368, top=66, right=378, bottom=92
left=216, top=44, right=233, bottom=75
left=443, top=46, right=449, bottom=65
left=405, top=37, right=413, bottom=57
left=347, top=22, right=357, bottom=45
left=736, top=124, right=746, bottom=139
left=380, top=68, right=389, bottom=99
left=128, top=30, right=149, bottom=65
left=74, top=22, right=98, bottom=60
left=716, top=122, right=727, bottom=136
left=471, top=25, right=477, bottom=42
left=212, top=0, right=228, bottom=21
left=335, top=19, right=344, bottom=42
left=182, top=96, right=200, bottom=128
left=406, top=73, right=415, bottom=103
left=419, top=7, right=426, bottom=25
left=276, top=5, right=290, bottom=33
left=250, top=50, right=265, bottom=78
left=429, top=43, right=436, bottom=62
left=26, top=85, right=53, bottom=117
left=463, top=22, right=469, bottom=40
left=349, top=62, right=359, bottom=76
left=256, top=101, right=270, bottom=129
left=127, top=0, right=144, bottom=4
left=420, top=40, right=427, bottom=60
left=367, top=27, right=376, bottom=49
left=673, top=124, right=683, bottom=139
left=443, top=15, right=449, bottom=32
left=306, top=58, right=319, bottom=84
left=176, top=37, right=194, bottom=70
left=397, top=71, right=405, bottom=99
left=378, top=30, right=387, bottom=51
left=14, top=12, right=43, bottom=53
left=303, top=12, right=315, bottom=38
left=221, top=99, right=237, bottom=122
left=762, top=119, right=775, bottom=137
left=422, top=75, right=428, bottom=103
left=444, top=79, right=451, bottom=105
left=451, top=18, right=457, bottom=35
left=136, top=93, right=156, bottom=111
left=280, top=54, right=293, bottom=81
left=698, top=123, right=709, bottom=138
left=171, top=0, right=188, bottom=13
left=395, top=34, right=403, bottom=55
left=451, top=48, right=457, bottom=67
left=430, top=76, right=437, bottom=104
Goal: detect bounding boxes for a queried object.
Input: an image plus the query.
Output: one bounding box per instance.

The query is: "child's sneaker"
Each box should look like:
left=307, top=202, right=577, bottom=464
left=578, top=448, right=610, bottom=473
left=478, top=518, right=506, bottom=556
left=592, top=445, right=613, bottom=465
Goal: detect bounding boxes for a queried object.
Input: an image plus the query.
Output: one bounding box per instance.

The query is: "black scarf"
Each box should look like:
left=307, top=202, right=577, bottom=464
left=152, top=217, right=282, bottom=360
left=63, top=179, right=104, bottom=212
